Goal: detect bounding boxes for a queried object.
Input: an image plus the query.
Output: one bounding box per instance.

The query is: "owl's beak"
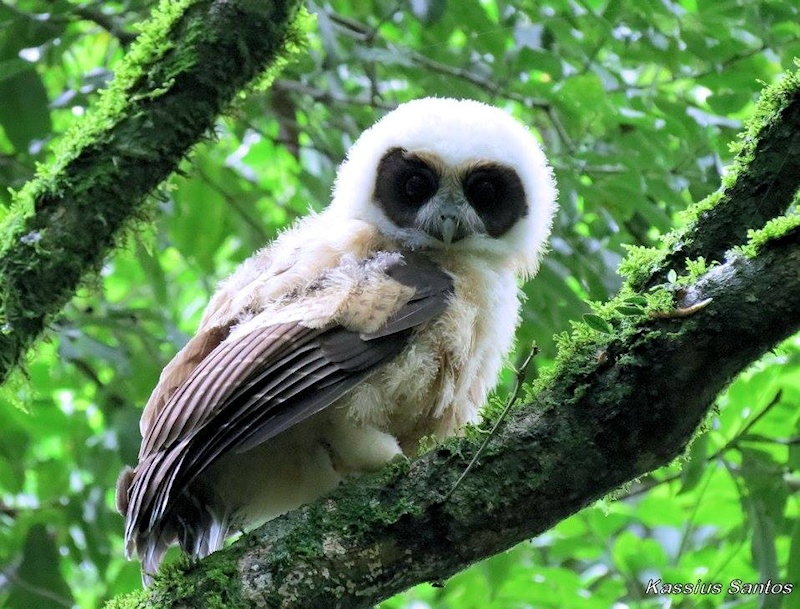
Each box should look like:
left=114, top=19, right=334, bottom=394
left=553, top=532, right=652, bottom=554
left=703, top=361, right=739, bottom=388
left=423, top=195, right=473, bottom=244
left=441, top=215, right=459, bottom=245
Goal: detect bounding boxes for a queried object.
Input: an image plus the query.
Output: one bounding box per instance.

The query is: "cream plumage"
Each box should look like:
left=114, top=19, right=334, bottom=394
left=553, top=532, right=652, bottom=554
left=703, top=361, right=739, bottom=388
left=116, top=97, right=557, bottom=582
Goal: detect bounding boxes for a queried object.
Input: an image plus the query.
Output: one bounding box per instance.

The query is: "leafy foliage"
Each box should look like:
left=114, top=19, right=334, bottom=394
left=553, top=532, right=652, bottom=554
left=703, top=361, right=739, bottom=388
left=0, top=0, right=798, bottom=607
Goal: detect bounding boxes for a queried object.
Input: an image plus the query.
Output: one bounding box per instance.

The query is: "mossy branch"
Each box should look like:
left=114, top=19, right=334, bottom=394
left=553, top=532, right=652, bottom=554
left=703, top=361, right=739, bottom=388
left=0, top=0, right=303, bottom=383
left=630, top=69, right=800, bottom=290
left=107, top=72, right=800, bottom=608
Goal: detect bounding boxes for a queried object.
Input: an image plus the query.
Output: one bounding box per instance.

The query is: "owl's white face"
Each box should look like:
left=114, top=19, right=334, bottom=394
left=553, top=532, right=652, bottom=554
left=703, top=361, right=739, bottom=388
left=329, top=97, right=558, bottom=276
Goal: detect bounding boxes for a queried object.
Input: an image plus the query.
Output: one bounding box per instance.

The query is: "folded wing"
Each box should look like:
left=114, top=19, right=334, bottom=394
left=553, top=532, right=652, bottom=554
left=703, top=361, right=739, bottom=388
left=117, top=251, right=453, bottom=577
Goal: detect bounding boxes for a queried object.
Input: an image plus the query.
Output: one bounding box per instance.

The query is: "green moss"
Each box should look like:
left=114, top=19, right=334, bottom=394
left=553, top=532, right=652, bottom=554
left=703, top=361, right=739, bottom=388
left=619, top=66, right=799, bottom=295
left=104, top=588, right=148, bottom=609
left=3, top=0, right=306, bottom=247
left=735, top=210, right=800, bottom=258
left=254, top=452, right=423, bottom=574
left=108, top=548, right=248, bottom=609
left=726, top=65, right=800, bottom=183
left=249, top=5, right=314, bottom=94
left=0, top=0, right=308, bottom=381
left=1, top=0, right=196, bottom=262
left=670, top=190, right=724, bottom=243
left=675, top=67, right=799, bottom=239
left=529, top=274, right=684, bottom=404
left=617, top=244, right=666, bottom=287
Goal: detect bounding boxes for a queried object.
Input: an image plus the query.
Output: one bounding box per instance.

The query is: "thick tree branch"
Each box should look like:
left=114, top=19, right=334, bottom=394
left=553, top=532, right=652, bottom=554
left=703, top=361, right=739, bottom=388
left=0, top=0, right=302, bottom=383
left=641, top=78, right=800, bottom=289
left=121, top=225, right=800, bottom=609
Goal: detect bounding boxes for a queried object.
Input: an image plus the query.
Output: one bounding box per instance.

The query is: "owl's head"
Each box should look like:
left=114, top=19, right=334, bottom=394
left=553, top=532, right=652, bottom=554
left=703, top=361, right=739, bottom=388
left=329, top=97, right=557, bottom=276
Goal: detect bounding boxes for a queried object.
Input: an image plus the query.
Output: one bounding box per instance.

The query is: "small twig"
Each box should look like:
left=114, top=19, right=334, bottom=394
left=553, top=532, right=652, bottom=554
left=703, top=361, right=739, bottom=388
left=323, top=9, right=553, bottom=113
left=5, top=570, right=74, bottom=608
left=195, top=165, right=272, bottom=242
left=649, top=297, right=713, bottom=319
left=44, top=0, right=138, bottom=46
left=444, top=344, right=539, bottom=501
left=272, top=79, right=398, bottom=110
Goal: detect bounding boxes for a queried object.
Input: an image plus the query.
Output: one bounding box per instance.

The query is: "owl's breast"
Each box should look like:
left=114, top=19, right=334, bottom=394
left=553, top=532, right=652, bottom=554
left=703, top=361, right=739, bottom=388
left=342, top=256, right=522, bottom=454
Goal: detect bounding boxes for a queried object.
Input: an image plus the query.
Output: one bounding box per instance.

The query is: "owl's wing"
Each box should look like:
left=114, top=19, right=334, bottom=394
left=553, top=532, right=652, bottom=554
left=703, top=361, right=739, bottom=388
left=137, top=250, right=279, bottom=446
left=117, top=251, right=452, bottom=563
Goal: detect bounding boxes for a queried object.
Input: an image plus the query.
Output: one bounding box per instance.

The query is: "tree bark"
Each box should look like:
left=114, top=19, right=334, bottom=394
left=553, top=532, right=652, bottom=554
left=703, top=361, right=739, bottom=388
left=107, top=71, right=800, bottom=607
left=0, top=0, right=301, bottom=382
left=639, top=83, right=800, bottom=289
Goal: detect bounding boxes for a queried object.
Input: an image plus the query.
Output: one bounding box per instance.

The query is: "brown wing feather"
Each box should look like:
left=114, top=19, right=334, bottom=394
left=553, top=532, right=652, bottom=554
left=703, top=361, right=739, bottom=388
left=139, top=321, right=229, bottom=441
left=138, top=323, right=311, bottom=459
left=119, top=251, right=453, bottom=567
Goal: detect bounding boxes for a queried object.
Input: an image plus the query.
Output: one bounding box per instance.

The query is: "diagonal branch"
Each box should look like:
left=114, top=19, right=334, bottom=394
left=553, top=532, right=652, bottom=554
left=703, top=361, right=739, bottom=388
left=640, top=75, right=800, bottom=289
left=121, top=222, right=800, bottom=609
left=0, top=0, right=303, bottom=384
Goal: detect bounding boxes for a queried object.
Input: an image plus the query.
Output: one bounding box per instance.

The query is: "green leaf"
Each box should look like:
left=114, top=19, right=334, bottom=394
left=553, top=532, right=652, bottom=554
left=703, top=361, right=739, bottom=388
left=0, top=57, right=32, bottom=82
left=478, top=546, right=524, bottom=599
left=678, top=432, right=708, bottom=495
left=612, top=530, right=668, bottom=576
left=171, top=174, right=231, bottom=273
left=741, top=448, right=788, bottom=525
left=0, top=6, right=64, bottom=59
left=615, top=305, right=644, bottom=316
left=788, top=519, right=800, bottom=598
left=748, top=499, right=781, bottom=609
left=624, top=296, right=648, bottom=307
left=0, top=68, right=52, bottom=152
left=583, top=313, right=613, bottom=334
left=410, top=0, right=448, bottom=24
left=136, top=239, right=169, bottom=307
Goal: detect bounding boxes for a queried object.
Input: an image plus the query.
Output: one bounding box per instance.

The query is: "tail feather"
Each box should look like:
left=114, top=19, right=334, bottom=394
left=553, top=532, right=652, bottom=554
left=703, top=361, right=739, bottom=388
left=118, top=469, right=232, bottom=586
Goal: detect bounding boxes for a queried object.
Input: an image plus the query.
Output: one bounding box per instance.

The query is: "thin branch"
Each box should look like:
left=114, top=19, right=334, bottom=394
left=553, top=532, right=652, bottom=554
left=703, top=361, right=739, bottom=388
left=43, top=0, right=138, bottom=46
left=273, top=79, right=397, bottom=110
left=5, top=571, right=73, bottom=608
left=325, top=9, right=552, bottom=115
left=71, top=4, right=138, bottom=46
left=195, top=165, right=271, bottom=242
left=445, top=343, right=539, bottom=501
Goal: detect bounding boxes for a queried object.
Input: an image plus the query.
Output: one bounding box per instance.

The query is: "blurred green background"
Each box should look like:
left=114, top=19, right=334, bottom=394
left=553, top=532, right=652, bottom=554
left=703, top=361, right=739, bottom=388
left=0, top=0, right=799, bottom=607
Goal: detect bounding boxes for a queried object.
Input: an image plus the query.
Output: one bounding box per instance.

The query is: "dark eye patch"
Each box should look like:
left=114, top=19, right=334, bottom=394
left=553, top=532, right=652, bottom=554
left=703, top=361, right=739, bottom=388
left=404, top=171, right=436, bottom=205
left=465, top=173, right=500, bottom=212
left=462, top=165, right=527, bottom=237
left=374, top=148, right=439, bottom=229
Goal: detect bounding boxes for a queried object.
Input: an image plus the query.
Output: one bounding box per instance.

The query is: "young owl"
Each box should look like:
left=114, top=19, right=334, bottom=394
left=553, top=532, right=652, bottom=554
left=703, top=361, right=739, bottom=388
left=116, top=97, right=557, bottom=582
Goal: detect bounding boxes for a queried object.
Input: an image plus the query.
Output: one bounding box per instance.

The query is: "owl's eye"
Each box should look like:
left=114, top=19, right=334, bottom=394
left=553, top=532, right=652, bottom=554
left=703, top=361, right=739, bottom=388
left=374, top=147, right=441, bottom=229
left=466, top=177, right=499, bottom=210
left=405, top=171, right=436, bottom=204
left=462, top=165, right=527, bottom=237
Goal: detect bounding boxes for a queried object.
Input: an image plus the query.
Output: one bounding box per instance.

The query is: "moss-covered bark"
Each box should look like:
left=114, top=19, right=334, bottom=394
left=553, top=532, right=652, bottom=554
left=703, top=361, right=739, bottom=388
left=106, top=70, right=800, bottom=607
left=0, top=0, right=302, bottom=382
left=636, top=71, right=800, bottom=290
